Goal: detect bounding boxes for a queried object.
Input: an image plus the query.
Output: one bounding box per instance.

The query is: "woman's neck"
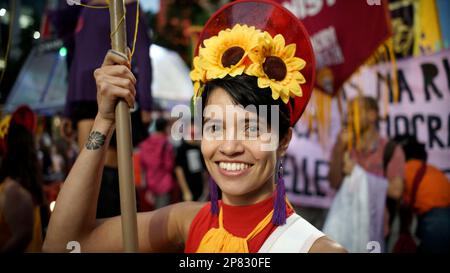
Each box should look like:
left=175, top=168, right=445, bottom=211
left=221, top=177, right=275, bottom=206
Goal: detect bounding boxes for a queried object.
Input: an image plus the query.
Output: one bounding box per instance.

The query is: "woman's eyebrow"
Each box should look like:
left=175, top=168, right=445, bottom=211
left=203, top=117, right=223, bottom=124
left=238, top=117, right=259, bottom=124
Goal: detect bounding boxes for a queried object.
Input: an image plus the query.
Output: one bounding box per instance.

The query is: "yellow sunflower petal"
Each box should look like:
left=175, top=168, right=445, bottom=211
left=278, top=86, right=290, bottom=103
left=282, top=44, right=296, bottom=59
left=203, top=35, right=219, bottom=49
left=273, top=85, right=289, bottom=103
left=193, top=56, right=200, bottom=66
left=293, top=71, right=306, bottom=84
left=206, top=67, right=228, bottom=79
left=288, top=80, right=302, bottom=97
left=190, top=70, right=198, bottom=81
left=246, top=63, right=264, bottom=77
left=193, top=81, right=201, bottom=96
left=285, top=57, right=306, bottom=71
left=278, top=82, right=290, bottom=98
left=248, top=43, right=266, bottom=63
left=270, top=81, right=284, bottom=97
left=229, top=65, right=246, bottom=77
left=258, top=77, right=272, bottom=89
left=190, top=56, right=207, bottom=82
left=272, top=34, right=286, bottom=56
left=271, top=87, right=280, bottom=101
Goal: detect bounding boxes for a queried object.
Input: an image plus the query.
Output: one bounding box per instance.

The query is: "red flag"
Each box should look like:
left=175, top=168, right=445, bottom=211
left=274, top=0, right=392, bottom=95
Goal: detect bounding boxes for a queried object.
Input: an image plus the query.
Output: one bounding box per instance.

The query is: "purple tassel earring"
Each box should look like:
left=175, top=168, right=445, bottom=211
left=208, top=176, right=219, bottom=215
left=272, top=160, right=287, bottom=226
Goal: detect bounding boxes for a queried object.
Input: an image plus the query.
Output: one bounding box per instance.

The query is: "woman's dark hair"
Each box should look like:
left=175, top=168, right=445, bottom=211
left=0, top=122, right=44, bottom=205
left=199, top=74, right=291, bottom=139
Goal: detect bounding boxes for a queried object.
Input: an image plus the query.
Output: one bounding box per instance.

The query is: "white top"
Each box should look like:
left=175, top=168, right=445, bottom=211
left=258, top=213, right=325, bottom=253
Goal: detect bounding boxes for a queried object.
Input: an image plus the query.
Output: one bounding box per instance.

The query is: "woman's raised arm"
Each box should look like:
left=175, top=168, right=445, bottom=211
left=43, top=51, right=203, bottom=252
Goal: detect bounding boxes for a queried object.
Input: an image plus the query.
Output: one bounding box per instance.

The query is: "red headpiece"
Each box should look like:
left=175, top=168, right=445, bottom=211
left=190, top=0, right=315, bottom=126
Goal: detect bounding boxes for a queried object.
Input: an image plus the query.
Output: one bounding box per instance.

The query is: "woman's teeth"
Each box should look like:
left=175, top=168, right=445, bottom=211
left=219, top=162, right=250, bottom=171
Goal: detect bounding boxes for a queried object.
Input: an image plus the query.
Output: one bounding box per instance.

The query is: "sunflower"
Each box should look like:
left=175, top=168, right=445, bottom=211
left=198, top=24, right=262, bottom=81
left=190, top=56, right=206, bottom=98
left=246, top=33, right=306, bottom=103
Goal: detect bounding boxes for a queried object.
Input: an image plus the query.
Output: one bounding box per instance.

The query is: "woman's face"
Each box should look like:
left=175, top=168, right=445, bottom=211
left=201, top=88, right=291, bottom=205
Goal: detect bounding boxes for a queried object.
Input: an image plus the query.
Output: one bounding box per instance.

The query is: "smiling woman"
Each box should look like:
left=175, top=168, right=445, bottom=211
left=43, top=0, right=346, bottom=253
left=199, top=75, right=291, bottom=208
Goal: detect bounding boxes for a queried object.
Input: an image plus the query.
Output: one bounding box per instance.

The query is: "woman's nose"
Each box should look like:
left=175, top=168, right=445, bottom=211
left=219, top=139, right=244, bottom=156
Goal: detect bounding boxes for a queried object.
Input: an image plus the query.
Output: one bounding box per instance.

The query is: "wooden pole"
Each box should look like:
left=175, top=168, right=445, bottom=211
left=108, top=0, right=139, bottom=252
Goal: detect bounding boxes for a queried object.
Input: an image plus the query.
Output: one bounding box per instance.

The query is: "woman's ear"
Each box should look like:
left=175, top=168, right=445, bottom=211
left=277, top=128, right=292, bottom=157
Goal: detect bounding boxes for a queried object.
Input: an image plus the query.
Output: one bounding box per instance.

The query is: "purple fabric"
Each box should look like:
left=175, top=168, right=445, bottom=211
left=48, top=1, right=81, bottom=69
left=209, top=176, right=219, bottom=215
left=272, top=174, right=286, bottom=226
left=366, top=173, right=388, bottom=252
left=64, top=1, right=152, bottom=117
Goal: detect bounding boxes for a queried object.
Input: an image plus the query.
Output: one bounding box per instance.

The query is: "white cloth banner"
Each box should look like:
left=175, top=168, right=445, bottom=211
left=286, top=49, right=450, bottom=208
left=323, top=164, right=388, bottom=253
left=343, top=49, right=450, bottom=177
left=285, top=98, right=340, bottom=208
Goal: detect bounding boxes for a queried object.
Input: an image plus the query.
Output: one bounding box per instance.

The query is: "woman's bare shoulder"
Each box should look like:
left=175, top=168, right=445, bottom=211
left=172, top=201, right=207, bottom=228
left=147, top=201, right=207, bottom=249
left=309, top=236, right=347, bottom=253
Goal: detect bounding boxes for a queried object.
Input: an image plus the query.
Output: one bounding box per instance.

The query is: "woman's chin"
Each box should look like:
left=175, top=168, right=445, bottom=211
left=216, top=182, right=250, bottom=198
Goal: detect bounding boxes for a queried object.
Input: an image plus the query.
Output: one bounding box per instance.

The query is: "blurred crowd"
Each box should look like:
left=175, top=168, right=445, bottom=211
left=1, top=97, right=448, bottom=253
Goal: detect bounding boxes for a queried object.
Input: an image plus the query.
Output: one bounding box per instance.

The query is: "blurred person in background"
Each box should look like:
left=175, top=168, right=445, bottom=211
left=38, top=133, right=53, bottom=183
left=50, top=145, right=65, bottom=183
left=139, top=117, right=176, bottom=209
left=393, top=135, right=450, bottom=253
left=175, top=118, right=208, bottom=202
left=0, top=106, right=49, bottom=252
left=327, top=96, right=405, bottom=251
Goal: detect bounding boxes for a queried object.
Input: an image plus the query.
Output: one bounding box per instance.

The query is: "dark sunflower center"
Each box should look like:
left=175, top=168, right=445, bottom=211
left=221, top=46, right=245, bottom=68
left=263, top=56, right=287, bottom=81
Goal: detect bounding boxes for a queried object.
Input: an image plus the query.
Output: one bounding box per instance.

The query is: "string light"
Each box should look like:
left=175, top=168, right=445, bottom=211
left=59, top=47, right=68, bottom=57
left=33, top=31, right=40, bottom=39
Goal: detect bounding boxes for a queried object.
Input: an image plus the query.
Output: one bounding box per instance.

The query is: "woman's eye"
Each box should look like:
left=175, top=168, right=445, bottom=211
left=245, top=124, right=259, bottom=135
left=205, top=124, right=222, bottom=133
left=248, top=125, right=258, bottom=132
